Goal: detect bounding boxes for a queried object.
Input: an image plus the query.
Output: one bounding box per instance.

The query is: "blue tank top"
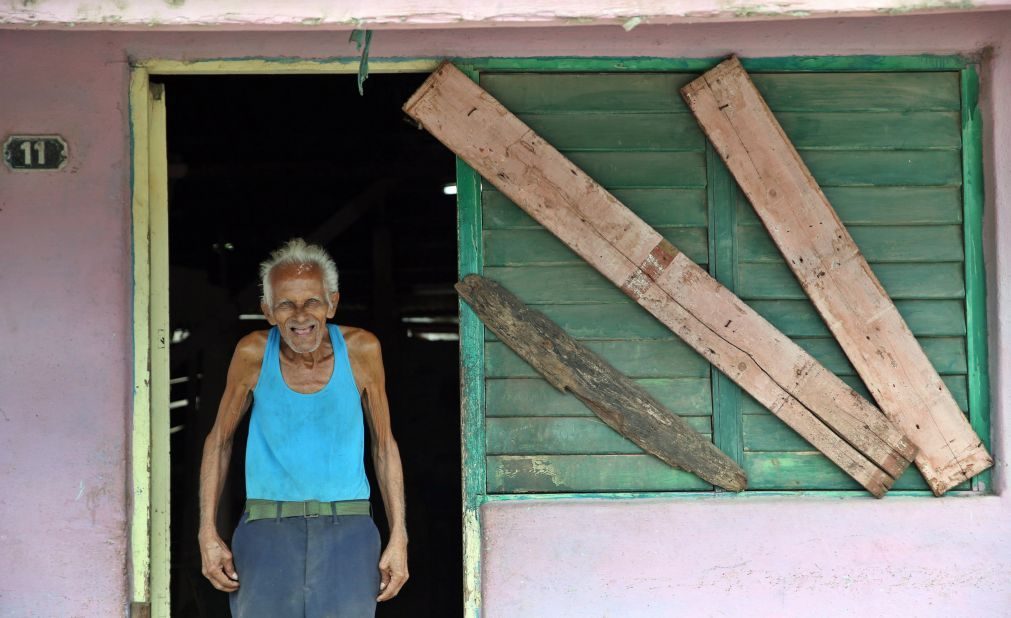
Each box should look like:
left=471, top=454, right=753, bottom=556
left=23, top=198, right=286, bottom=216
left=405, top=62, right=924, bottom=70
left=245, top=324, right=370, bottom=502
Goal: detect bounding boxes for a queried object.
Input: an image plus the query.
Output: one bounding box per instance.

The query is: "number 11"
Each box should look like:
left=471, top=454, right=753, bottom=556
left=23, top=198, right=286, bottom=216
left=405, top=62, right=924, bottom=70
left=19, top=141, right=46, bottom=165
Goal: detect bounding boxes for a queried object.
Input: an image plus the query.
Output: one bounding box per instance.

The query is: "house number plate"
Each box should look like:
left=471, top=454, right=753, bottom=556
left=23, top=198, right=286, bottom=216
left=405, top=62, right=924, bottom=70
left=3, top=135, right=69, bottom=171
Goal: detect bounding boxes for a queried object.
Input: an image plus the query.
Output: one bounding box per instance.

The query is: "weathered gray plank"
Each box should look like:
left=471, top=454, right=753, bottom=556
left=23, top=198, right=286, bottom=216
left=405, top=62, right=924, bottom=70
left=457, top=275, right=746, bottom=491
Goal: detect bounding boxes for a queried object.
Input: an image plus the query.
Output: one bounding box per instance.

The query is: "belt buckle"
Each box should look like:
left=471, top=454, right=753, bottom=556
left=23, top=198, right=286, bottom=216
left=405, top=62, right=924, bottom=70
left=303, top=499, right=321, bottom=518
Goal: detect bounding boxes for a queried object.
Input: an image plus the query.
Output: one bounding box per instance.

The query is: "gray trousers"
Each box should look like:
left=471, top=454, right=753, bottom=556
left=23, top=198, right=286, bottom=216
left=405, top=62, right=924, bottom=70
left=229, top=512, right=381, bottom=618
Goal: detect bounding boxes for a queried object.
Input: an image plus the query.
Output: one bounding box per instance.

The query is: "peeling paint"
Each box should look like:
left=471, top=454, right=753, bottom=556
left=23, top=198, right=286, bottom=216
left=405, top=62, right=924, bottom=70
left=530, top=457, right=564, bottom=487
left=462, top=508, right=482, bottom=617
left=879, top=0, right=974, bottom=13
left=622, top=15, right=644, bottom=30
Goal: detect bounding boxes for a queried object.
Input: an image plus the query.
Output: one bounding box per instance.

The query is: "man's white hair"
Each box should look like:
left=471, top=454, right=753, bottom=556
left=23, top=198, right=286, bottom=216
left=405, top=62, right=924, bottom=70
left=259, top=238, right=340, bottom=306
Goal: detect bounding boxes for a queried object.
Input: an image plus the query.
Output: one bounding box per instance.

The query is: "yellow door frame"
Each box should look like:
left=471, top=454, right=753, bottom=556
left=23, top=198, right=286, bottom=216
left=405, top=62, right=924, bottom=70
left=128, top=58, right=445, bottom=618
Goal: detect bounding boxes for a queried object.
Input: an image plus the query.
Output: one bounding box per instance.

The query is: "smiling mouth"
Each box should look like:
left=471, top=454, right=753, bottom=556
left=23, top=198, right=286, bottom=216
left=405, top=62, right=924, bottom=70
left=290, top=324, right=316, bottom=337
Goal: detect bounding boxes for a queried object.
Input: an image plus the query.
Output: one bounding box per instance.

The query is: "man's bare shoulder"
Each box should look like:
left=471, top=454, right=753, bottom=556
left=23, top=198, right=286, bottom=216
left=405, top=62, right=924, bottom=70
left=339, top=325, right=382, bottom=357
left=233, top=330, right=270, bottom=365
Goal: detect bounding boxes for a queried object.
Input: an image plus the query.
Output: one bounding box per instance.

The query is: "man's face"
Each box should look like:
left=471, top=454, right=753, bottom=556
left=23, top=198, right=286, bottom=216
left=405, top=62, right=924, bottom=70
left=262, top=263, right=339, bottom=355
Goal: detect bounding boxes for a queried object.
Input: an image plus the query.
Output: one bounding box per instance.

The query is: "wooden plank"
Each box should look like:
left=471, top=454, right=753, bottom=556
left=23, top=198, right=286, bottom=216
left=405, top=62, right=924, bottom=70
left=683, top=56, right=991, bottom=494
left=742, top=374, right=970, bottom=415
left=744, top=452, right=945, bottom=491
left=487, top=454, right=713, bottom=493
left=737, top=262, right=965, bottom=300
left=481, top=73, right=698, bottom=113
left=406, top=63, right=917, bottom=496
left=748, top=72, right=961, bottom=112
left=563, top=151, right=707, bottom=187
left=798, top=337, right=967, bottom=377
left=737, top=225, right=964, bottom=263
left=487, top=416, right=712, bottom=455
left=797, top=150, right=962, bottom=187
left=486, top=339, right=711, bottom=378
left=737, top=187, right=963, bottom=226
left=485, top=188, right=707, bottom=229
left=745, top=414, right=830, bottom=452
left=772, top=111, right=961, bottom=150
left=478, top=71, right=961, bottom=114
left=482, top=303, right=694, bottom=341
left=457, top=275, right=746, bottom=491
left=748, top=299, right=966, bottom=338
left=482, top=265, right=633, bottom=305
left=486, top=377, right=713, bottom=417
left=708, top=144, right=745, bottom=469
left=484, top=227, right=708, bottom=266
left=518, top=112, right=705, bottom=151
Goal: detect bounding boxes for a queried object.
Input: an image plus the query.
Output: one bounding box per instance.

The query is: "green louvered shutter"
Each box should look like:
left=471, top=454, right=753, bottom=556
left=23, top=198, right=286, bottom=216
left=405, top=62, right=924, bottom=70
left=470, top=68, right=981, bottom=495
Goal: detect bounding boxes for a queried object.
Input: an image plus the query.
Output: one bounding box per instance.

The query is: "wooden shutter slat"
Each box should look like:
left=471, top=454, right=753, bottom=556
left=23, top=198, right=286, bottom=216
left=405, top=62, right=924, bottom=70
left=681, top=56, right=991, bottom=495
left=406, top=63, right=916, bottom=496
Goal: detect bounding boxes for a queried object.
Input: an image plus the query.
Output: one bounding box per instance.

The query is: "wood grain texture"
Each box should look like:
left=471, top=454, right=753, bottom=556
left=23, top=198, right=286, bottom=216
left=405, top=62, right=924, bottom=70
left=406, top=63, right=917, bottom=496
left=456, top=275, right=745, bottom=491
left=682, top=56, right=991, bottom=494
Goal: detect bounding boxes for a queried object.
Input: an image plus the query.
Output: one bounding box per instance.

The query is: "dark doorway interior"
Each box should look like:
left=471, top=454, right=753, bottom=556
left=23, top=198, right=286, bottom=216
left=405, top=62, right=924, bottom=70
left=159, top=73, right=462, bottom=617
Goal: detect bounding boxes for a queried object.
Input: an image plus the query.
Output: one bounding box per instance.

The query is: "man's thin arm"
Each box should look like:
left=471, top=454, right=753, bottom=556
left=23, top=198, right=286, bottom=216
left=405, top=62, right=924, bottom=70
left=354, top=332, right=409, bottom=601
left=198, top=388, right=251, bottom=536
left=364, top=387, right=408, bottom=541
left=197, top=334, right=261, bottom=592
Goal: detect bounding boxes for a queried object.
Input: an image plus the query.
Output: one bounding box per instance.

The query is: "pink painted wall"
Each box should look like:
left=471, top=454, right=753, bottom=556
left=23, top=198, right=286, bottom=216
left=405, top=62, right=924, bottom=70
left=2, top=0, right=1011, bottom=28
left=0, top=11, right=1007, bottom=616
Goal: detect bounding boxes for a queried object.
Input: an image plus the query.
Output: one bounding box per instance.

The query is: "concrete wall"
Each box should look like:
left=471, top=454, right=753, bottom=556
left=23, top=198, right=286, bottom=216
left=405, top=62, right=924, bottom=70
left=0, top=11, right=1007, bottom=616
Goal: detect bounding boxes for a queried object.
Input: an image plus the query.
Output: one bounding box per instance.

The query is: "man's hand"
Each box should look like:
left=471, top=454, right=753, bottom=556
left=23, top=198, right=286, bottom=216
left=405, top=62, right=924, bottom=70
left=200, top=532, right=240, bottom=592
left=376, top=536, right=409, bottom=601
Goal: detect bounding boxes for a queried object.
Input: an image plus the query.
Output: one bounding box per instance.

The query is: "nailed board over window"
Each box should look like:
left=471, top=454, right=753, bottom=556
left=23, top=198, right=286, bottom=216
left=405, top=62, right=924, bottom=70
left=469, top=67, right=979, bottom=495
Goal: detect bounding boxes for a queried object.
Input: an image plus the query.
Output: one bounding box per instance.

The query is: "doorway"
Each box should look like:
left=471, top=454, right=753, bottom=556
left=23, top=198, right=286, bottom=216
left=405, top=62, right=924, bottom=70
left=156, top=72, right=462, bottom=617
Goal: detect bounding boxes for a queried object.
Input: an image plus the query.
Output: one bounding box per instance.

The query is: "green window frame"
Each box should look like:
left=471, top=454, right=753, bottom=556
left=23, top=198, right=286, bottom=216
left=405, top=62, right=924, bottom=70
left=456, top=56, right=991, bottom=506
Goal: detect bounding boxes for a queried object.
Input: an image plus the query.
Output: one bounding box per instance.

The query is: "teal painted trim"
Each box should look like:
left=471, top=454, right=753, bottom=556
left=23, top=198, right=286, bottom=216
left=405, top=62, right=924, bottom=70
left=960, top=65, right=992, bottom=494
left=455, top=63, right=486, bottom=618
left=457, top=154, right=486, bottom=509
left=455, top=55, right=970, bottom=73
left=139, top=55, right=969, bottom=73
left=484, top=489, right=983, bottom=502
left=706, top=143, right=745, bottom=475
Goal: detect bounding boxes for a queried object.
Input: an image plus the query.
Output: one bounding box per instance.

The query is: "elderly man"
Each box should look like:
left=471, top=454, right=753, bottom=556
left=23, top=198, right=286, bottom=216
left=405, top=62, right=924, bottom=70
left=198, top=238, right=409, bottom=617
